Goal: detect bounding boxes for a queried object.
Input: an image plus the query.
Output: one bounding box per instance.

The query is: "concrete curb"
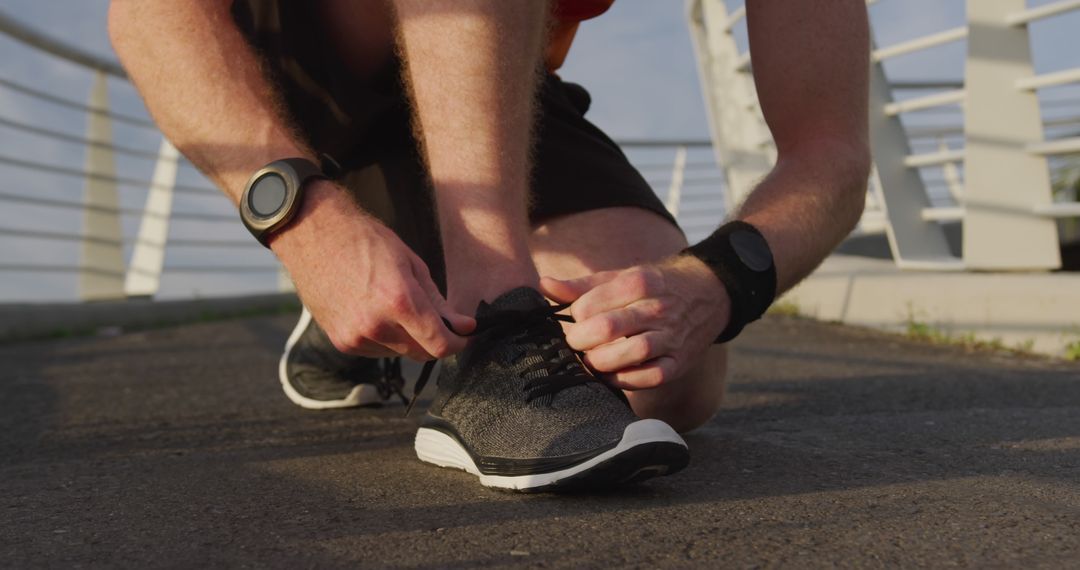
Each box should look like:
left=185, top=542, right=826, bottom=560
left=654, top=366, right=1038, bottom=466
left=783, top=255, right=1080, bottom=358
left=0, top=293, right=300, bottom=342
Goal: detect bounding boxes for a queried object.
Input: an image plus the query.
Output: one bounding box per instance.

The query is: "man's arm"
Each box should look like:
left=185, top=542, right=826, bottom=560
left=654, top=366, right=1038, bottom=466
left=109, top=0, right=472, bottom=360
left=738, top=0, right=872, bottom=290
left=543, top=0, right=871, bottom=388
left=108, top=1, right=303, bottom=202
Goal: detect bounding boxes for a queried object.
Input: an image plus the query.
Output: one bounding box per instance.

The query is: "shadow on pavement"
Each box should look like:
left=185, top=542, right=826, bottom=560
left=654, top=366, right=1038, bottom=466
left=1, top=313, right=1078, bottom=567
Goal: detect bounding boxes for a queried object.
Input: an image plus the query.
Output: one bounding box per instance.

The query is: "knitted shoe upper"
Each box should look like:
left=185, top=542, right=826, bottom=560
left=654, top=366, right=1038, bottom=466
left=425, top=287, right=639, bottom=460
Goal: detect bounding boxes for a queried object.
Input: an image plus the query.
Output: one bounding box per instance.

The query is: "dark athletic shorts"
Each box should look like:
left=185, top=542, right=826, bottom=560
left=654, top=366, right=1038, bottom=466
left=231, top=1, right=678, bottom=289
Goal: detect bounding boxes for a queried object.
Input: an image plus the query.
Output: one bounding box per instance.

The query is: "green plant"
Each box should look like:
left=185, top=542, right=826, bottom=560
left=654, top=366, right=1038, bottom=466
left=903, top=308, right=1033, bottom=356
left=1063, top=340, right=1080, bottom=362
left=1014, top=339, right=1036, bottom=353
left=768, top=300, right=802, bottom=317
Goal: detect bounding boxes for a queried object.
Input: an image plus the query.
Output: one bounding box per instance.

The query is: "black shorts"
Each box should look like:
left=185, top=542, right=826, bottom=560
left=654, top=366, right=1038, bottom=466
left=232, top=1, right=678, bottom=288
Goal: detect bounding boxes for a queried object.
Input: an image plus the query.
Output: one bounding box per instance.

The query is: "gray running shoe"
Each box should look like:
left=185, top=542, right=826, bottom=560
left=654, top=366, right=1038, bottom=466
left=413, top=287, right=689, bottom=492
left=279, top=308, right=407, bottom=409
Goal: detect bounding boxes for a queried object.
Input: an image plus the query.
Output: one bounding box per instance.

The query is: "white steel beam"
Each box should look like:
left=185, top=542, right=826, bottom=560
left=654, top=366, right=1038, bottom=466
left=722, top=6, right=745, bottom=32
left=884, top=89, right=966, bottom=116
left=939, top=139, right=965, bottom=202
left=867, top=33, right=959, bottom=270
left=124, top=138, right=179, bottom=298
left=1016, top=67, right=1080, bottom=91
left=277, top=265, right=295, bottom=293
left=1006, top=0, right=1080, bottom=26
left=665, top=146, right=688, bottom=217
left=1033, top=203, right=1080, bottom=218
left=686, top=0, right=775, bottom=212
left=963, top=0, right=1060, bottom=270
left=79, top=71, right=126, bottom=301
left=1027, top=137, right=1080, bottom=156
left=872, top=26, right=968, bottom=62
left=735, top=52, right=751, bottom=73
left=921, top=207, right=965, bottom=222
left=904, top=149, right=966, bottom=168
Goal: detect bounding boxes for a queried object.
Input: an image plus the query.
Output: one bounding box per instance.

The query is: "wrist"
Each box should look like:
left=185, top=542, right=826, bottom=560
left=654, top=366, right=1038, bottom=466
left=669, top=254, right=732, bottom=327
left=268, top=179, right=357, bottom=259
left=681, top=221, right=777, bottom=343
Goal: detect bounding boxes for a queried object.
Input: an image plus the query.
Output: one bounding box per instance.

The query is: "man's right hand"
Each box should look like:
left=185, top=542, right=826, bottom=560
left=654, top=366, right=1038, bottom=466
left=270, top=180, right=475, bottom=361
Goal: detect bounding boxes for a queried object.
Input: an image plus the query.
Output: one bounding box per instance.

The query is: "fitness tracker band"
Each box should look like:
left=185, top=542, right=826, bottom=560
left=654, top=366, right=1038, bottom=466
left=681, top=221, right=777, bottom=343
left=239, top=158, right=328, bottom=248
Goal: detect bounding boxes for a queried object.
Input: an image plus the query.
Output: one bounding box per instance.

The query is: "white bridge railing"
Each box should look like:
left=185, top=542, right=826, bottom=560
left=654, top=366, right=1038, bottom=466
left=688, top=0, right=1080, bottom=271
left=1, top=2, right=1079, bottom=304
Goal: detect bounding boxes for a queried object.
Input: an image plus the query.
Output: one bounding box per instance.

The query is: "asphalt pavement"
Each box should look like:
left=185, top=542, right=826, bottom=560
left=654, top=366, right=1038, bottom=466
left=2, top=313, right=1079, bottom=568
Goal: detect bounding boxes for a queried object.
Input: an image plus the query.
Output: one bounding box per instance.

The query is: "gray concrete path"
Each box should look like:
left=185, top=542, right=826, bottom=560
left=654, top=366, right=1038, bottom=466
left=2, top=313, right=1079, bottom=568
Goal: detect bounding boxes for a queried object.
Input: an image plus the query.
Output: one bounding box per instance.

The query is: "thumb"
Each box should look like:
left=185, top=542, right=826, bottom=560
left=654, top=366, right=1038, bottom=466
left=540, top=271, right=619, bottom=304
left=435, top=300, right=477, bottom=336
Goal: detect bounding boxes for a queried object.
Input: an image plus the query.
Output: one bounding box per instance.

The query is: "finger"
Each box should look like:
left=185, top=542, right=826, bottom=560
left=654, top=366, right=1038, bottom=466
left=357, top=321, right=436, bottom=362
left=539, top=271, right=620, bottom=304
left=571, top=267, right=663, bottom=322
left=581, top=331, right=670, bottom=373
left=349, top=339, right=399, bottom=359
left=410, top=256, right=476, bottom=335
left=565, top=299, right=666, bottom=351
left=606, top=356, right=679, bottom=391
left=394, top=282, right=468, bottom=358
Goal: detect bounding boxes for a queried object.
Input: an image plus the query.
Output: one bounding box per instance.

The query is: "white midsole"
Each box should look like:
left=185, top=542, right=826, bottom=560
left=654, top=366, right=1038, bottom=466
left=278, top=307, right=383, bottom=409
left=414, top=419, right=686, bottom=490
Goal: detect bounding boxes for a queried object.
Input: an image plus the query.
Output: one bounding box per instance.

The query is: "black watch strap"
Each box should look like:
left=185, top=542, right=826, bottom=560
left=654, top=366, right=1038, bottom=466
left=681, top=221, right=777, bottom=343
left=240, top=157, right=328, bottom=248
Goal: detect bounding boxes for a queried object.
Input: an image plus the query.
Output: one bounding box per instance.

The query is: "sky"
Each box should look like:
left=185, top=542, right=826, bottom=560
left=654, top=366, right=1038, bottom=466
left=0, top=0, right=1078, bottom=302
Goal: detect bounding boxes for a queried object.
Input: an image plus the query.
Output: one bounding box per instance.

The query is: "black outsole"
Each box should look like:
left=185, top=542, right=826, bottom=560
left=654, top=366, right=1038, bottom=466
left=515, top=441, right=690, bottom=494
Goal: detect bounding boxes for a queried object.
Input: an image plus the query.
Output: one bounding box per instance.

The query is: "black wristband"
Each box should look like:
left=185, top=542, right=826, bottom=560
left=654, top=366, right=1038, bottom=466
left=681, top=221, right=777, bottom=343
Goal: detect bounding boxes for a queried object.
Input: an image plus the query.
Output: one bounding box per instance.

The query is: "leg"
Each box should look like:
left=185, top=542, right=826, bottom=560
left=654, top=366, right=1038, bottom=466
left=393, top=0, right=549, bottom=314
left=530, top=207, right=729, bottom=433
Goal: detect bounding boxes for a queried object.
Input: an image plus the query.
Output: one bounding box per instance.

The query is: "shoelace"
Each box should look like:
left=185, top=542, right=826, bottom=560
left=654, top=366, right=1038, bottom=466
left=378, top=357, right=409, bottom=405
left=404, top=302, right=591, bottom=415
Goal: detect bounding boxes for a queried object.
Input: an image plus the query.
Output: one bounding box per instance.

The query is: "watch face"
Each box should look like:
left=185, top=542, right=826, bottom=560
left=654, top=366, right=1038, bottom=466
left=248, top=173, right=288, bottom=218
left=730, top=229, right=773, bottom=272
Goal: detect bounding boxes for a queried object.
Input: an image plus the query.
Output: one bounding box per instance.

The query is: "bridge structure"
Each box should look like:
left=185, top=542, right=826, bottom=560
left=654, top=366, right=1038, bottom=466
left=2, top=4, right=1080, bottom=567
left=0, top=1, right=1079, bottom=355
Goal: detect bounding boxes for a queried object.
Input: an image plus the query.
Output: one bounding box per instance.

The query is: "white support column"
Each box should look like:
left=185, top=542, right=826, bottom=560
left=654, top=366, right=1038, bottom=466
left=665, top=145, right=687, bottom=218
left=939, top=138, right=965, bottom=203
left=277, top=265, right=295, bottom=293
left=79, top=71, right=126, bottom=300
left=962, top=0, right=1060, bottom=270
left=867, top=43, right=960, bottom=270
left=686, top=0, right=775, bottom=213
left=124, top=138, right=179, bottom=298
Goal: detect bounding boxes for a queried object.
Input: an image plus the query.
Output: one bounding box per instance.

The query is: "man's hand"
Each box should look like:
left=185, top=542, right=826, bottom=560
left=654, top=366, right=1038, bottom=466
left=540, top=256, right=730, bottom=390
left=272, top=181, right=475, bottom=361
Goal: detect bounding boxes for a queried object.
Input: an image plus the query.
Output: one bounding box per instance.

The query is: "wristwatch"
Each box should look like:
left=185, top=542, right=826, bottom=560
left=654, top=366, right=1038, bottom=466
left=681, top=221, right=777, bottom=343
left=239, top=158, right=327, bottom=248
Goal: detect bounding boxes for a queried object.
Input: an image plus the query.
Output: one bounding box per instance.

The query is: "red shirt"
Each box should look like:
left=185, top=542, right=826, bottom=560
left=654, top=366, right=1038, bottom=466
left=547, top=0, right=614, bottom=71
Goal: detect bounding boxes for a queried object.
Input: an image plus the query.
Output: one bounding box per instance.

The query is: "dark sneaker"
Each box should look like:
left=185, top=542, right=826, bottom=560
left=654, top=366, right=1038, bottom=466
left=412, top=287, right=689, bottom=492
left=279, top=308, right=407, bottom=409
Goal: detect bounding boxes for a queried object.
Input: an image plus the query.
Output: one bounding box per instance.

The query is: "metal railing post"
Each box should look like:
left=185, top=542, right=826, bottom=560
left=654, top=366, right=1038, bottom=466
left=665, top=145, right=687, bottom=217
left=939, top=138, right=965, bottom=204
left=962, top=0, right=1060, bottom=270
left=277, top=266, right=295, bottom=293
left=867, top=41, right=960, bottom=270
left=124, top=138, right=179, bottom=298
left=686, top=0, right=774, bottom=213
left=79, top=71, right=126, bottom=300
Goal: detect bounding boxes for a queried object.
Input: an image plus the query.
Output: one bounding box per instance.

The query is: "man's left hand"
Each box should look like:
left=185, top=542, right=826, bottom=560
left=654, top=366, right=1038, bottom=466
left=540, top=256, right=730, bottom=390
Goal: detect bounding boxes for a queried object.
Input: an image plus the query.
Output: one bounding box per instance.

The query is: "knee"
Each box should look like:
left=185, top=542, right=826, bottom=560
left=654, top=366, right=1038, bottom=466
left=626, top=345, right=728, bottom=434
